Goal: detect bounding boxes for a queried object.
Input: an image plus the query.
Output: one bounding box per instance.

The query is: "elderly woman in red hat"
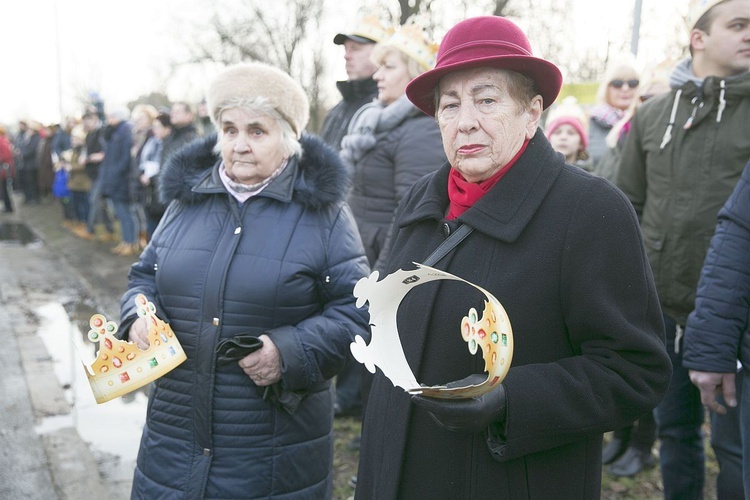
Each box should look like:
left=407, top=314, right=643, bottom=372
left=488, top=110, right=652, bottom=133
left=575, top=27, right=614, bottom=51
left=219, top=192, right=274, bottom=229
left=355, top=16, right=671, bottom=499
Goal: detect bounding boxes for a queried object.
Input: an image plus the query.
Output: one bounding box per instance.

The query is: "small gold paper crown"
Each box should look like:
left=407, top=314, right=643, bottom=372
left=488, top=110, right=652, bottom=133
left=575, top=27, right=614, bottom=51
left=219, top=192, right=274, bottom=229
left=83, top=294, right=187, bottom=404
left=350, top=15, right=394, bottom=44
left=385, top=22, right=438, bottom=71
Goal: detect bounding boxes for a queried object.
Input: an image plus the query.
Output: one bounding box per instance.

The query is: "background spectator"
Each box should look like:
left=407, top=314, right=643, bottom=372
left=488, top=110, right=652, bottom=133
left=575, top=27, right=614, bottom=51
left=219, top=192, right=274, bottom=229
left=320, top=15, right=393, bottom=152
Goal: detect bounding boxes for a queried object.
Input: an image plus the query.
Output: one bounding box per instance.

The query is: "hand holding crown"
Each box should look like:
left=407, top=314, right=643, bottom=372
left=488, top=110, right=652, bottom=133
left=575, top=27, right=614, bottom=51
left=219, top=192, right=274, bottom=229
left=128, top=316, right=151, bottom=350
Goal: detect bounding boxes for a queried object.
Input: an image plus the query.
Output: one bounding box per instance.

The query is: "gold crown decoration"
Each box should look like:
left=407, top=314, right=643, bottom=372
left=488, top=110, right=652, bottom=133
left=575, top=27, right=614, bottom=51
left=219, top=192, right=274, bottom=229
left=345, top=14, right=395, bottom=44
left=351, top=264, right=514, bottom=399
left=83, top=294, right=186, bottom=404
left=384, top=22, right=438, bottom=72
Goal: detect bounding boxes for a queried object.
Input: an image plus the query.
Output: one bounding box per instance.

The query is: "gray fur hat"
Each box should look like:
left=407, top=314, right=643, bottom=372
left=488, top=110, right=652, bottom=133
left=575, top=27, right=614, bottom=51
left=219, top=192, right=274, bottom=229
left=206, top=62, right=310, bottom=137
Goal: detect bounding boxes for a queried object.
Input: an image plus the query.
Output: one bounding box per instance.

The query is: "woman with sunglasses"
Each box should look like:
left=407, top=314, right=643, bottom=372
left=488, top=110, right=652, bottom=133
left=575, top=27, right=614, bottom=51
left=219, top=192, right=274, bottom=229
left=588, top=61, right=640, bottom=171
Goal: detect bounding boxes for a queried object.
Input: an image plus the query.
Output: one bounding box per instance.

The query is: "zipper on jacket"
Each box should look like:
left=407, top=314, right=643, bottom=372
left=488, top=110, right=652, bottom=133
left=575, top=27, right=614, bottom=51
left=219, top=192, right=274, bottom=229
left=674, top=324, right=684, bottom=354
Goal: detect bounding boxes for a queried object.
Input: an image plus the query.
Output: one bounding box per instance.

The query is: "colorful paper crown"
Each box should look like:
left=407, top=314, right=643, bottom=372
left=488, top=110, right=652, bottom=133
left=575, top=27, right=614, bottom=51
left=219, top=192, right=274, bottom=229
left=83, top=294, right=186, bottom=404
left=384, top=22, right=438, bottom=72
left=334, top=14, right=394, bottom=45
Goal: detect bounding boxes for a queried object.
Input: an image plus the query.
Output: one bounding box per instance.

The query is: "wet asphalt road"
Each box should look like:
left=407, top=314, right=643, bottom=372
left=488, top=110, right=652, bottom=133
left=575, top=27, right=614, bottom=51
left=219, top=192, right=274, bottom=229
left=0, top=193, right=137, bottom=499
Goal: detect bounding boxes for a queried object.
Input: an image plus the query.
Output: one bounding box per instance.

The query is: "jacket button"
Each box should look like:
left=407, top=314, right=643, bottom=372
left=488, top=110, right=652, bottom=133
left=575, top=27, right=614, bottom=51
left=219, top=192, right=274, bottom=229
left=213, top=317, right=220, bottom=326
left=203, top=448, right=211, bottom=456
left=442, top=222, right=451, bottom=237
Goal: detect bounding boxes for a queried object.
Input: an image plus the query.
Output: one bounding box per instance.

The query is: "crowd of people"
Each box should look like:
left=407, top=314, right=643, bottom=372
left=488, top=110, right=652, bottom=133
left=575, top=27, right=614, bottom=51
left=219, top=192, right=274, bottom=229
left=2, top=1, right=750, bottom=498
left=1, top=100, right=212, bottom=256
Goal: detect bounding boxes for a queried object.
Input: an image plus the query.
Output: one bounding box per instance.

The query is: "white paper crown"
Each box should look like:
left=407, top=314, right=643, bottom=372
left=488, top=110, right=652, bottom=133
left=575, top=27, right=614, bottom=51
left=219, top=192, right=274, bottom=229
left=351, top=264, right=514, bottom=399
left=686, top=0, right=725, bottom=29
left=83, top=294, right=186, bottom=404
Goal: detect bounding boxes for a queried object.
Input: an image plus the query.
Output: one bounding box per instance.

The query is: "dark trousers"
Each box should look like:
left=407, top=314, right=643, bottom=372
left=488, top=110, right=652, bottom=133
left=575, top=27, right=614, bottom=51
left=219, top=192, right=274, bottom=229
left=70, top=190, right=90, bottom=222
left=335, top=355, right=363, bottom=414
left=21, top=168, right=39, bottom=203
left=1, top=175, right=13, bottom=212
left=741, top=366, right=750, bottom=499
left=611, top=410, right=657, bottom=452
left=655, top=313, right=744, bottom=500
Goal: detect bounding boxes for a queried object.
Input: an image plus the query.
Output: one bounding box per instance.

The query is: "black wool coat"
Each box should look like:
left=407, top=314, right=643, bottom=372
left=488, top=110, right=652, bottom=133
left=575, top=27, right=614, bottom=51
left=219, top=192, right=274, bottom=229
left=355, top=130, right=672, bottom=500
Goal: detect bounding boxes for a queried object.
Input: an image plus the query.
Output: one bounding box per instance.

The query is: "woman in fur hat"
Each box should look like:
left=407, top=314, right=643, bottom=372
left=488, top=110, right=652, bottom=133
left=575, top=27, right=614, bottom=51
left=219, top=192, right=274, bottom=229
left=118, top=62, right=370, bottom=499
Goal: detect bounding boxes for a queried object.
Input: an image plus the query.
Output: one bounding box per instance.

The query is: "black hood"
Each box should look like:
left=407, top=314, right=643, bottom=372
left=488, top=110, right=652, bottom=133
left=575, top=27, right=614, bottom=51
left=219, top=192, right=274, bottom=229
left=159, top=133, right=351, bottom=211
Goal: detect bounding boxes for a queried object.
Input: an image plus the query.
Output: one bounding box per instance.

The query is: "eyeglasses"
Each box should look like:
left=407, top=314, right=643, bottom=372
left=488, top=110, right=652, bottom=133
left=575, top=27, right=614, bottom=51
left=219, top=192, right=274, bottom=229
left=610, top=79, right=640, bottom=89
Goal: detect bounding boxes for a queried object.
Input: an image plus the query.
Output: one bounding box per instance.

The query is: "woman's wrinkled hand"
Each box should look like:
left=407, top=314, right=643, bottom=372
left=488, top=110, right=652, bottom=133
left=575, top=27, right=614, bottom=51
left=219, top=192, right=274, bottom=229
left=239, top=334, right=282, bottom=386
left=128, top=317, right=151, bottom=350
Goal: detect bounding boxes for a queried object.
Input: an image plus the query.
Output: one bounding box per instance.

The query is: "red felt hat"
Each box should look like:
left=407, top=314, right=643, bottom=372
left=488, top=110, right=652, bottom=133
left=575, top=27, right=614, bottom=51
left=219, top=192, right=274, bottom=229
left=405, top=16, right=563, bottom=115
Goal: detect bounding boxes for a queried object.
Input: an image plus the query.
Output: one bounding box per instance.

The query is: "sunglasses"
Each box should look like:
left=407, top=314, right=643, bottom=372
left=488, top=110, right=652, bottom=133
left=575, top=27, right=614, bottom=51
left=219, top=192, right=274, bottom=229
left=610, top=79, right=640, bottom=89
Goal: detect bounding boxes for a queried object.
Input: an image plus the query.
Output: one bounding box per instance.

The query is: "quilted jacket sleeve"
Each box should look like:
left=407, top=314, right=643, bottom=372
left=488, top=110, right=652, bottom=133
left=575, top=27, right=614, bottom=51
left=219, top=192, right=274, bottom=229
left=684, top=161, right=750, bottom=372
left=268, top=203, right=371, bottom=391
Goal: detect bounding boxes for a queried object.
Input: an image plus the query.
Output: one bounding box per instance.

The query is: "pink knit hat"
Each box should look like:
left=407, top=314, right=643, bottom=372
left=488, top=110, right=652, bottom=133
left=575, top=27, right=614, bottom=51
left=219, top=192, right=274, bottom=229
left=544, top=116, right=588, bottom=150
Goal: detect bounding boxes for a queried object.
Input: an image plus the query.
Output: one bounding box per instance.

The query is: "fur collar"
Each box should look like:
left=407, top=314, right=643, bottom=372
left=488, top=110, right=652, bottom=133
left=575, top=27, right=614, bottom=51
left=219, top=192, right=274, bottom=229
left=160, top=133, right=351, bottom=211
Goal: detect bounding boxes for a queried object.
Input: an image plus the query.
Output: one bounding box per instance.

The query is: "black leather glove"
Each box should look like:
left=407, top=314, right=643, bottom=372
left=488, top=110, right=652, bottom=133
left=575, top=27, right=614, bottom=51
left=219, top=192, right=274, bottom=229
left=215, top=335, right=264, bottom=366
left=411, top=374, right=507, bottom=434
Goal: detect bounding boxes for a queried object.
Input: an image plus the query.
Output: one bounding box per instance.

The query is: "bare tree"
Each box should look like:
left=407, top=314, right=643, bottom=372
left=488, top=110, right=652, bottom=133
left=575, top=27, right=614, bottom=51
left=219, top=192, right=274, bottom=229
left=182, top=0, right=328, bottom=132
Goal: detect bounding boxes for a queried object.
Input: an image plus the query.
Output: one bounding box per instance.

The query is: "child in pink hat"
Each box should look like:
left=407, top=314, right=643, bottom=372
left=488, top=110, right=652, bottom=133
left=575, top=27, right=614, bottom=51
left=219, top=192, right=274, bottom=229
left=545, top=107, right=591, bottom=171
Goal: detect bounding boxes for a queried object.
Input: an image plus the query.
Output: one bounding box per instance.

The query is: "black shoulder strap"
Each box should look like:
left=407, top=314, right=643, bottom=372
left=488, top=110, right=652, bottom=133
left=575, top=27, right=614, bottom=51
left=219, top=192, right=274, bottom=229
left=422, top=224, right=473, bottom=267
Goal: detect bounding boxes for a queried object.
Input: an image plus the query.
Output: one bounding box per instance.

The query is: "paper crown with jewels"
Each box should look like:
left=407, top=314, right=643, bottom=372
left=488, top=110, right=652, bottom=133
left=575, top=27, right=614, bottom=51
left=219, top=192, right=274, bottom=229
left=381, top=21, right=438, bottom=72
left=83, top=294, right=186, bottom=404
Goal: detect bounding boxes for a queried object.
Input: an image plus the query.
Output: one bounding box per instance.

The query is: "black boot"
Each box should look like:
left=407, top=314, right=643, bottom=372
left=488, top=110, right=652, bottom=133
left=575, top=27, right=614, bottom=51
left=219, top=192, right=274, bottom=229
left=607, top=447, right=655, bottom=477
left=602, top=437, right=628, bottom=464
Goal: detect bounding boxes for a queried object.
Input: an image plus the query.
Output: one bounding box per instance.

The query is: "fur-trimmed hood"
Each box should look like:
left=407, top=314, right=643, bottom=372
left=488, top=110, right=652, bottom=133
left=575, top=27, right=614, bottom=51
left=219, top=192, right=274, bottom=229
left=160, top=133, right=351, bottom=211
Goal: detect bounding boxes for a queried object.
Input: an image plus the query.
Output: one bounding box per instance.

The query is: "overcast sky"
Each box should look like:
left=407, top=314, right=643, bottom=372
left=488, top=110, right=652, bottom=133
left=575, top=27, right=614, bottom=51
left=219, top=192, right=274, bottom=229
left=0, top=0, right=686, bottom=126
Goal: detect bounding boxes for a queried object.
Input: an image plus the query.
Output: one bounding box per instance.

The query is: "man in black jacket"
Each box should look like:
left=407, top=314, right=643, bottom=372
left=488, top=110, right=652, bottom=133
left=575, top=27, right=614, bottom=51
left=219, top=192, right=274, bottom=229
left=320, top=16, right=393, bottom=421
left=319, top=16, right=392, bottom=152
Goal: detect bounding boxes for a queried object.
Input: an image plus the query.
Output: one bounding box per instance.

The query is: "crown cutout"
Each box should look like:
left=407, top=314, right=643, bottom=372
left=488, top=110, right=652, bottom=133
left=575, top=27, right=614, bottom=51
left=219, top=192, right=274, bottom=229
left=385, top=22, right=438, bottom=71
left=350, top=14, right=395, bottom=44
left=83, top=294, right=187, bottom=404
left=351, top=264, right=513, bottom=399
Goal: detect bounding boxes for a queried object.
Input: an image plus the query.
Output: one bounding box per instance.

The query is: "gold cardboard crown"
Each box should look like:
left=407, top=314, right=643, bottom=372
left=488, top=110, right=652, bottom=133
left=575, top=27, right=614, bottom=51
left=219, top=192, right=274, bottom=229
left=385, top=22, right=438, bottom=71
left=83, top=294, right=186, bottom=404
left=349, top=14, right=394, bottom=44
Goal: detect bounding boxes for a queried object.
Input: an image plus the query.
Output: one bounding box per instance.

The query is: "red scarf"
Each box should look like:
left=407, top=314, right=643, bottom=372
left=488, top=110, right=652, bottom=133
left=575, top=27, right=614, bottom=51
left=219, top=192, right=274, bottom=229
left=446, top=139, right=530, bottom=220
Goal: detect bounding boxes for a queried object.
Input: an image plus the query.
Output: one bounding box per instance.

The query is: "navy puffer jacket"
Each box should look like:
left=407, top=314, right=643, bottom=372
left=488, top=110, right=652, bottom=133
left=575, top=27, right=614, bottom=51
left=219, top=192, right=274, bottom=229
left=684, top=160, right=750, bottom=372
left=120, top=133, right=370, bottom=499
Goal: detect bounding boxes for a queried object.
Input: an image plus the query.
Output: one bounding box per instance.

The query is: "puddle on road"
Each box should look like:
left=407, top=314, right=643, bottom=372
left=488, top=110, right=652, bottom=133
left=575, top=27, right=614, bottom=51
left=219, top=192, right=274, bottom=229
left=0, top=222, right=43, bottom=247
left=33, top=302, right=146, bottom=463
